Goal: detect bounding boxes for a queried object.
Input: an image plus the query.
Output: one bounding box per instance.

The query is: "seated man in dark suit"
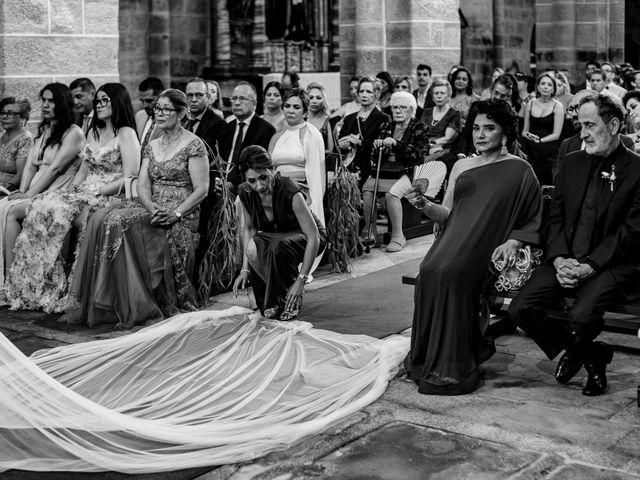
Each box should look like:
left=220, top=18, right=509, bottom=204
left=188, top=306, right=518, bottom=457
left=216, top=82, right=276, bottom=189
left=509, top=94, right=640, bottom=397
left=195, top=81, right=276, bottom=286
left=185, top=77, right=224, bottom=152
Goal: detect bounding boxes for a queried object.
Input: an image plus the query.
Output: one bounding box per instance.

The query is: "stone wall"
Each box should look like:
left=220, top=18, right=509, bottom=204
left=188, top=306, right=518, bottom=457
left=495, top=0, right=535, bottom=74
left=536, top=0, right=625, bottom=82
left=460, top=0, right=495, bottom=89
left=338, top=0, right=461, bottom=104
left=0, top=0, right=119, bottom=123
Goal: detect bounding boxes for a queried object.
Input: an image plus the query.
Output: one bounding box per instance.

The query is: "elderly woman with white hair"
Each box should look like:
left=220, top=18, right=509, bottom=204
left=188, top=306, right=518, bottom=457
left=361, top=91, right=429, bottom=252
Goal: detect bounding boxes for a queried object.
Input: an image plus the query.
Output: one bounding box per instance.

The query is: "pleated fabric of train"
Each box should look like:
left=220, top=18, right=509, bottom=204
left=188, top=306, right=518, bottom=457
left=0, top=306, right=408, bottom=473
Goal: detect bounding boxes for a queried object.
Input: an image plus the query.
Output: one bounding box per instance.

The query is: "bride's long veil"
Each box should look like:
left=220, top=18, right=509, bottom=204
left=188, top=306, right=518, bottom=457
left=0, top=307, right=408, bottom=473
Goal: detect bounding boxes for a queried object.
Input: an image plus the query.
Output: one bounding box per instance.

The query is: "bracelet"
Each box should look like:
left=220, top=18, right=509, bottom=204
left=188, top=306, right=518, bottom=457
left=298, top=273, right=309, bottom=282
left=240, top=268, right=250, bottom=274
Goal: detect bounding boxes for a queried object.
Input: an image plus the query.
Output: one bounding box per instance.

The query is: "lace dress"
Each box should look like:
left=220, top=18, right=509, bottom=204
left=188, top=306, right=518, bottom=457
left=0, top=128, right=82, bottom=299
left=0, top=132, right=32, bottom=191
left=67, top=138, right=205, bottom=329
left=5, top=137, right=123, bottom=312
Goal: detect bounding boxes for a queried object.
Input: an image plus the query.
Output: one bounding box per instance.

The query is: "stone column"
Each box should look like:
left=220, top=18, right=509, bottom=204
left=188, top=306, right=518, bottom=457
left=0, top=0, right=119, bottom=125
left=339, top=0, right=461, bottom=104
left=537, top=0, right=625, bottom=82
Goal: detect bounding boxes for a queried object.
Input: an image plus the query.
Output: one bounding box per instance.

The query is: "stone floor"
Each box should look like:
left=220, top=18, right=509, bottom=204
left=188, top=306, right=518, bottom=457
left=2, top=233, right=640, bottom=479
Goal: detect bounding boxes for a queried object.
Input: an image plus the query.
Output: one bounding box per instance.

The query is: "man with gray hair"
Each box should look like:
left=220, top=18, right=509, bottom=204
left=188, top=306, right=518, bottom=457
left=509, top=94, right=640, bottom=397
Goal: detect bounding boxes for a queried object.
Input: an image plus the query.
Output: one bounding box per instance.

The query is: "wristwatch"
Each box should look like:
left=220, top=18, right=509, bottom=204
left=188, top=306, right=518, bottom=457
left=298, top=273, right=309, bottom=282
left=174, top=209, right=182, bottom=220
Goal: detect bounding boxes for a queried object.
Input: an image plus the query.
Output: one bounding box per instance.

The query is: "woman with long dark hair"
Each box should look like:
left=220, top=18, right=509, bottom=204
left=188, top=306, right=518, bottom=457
left=449, top=66, right=481, bottom=129
left=60, top=89, right=208, bottom=328
left=0, top=83, right=83, bottom=299
left=5, top=83, right=141, bottom=312
left=405, top=99, right=543, bottom=395
left=261, top=81, right=285, bottom=131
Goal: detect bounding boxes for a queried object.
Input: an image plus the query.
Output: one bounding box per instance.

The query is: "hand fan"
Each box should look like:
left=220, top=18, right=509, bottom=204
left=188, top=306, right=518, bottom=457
left=413, top=161, right=447, bottom=198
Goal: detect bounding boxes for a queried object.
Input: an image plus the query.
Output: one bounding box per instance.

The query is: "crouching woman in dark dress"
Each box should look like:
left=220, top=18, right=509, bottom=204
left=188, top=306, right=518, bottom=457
left=232, top=146, right=326, bottom=320
left=404, top=99, right=544, bottom=395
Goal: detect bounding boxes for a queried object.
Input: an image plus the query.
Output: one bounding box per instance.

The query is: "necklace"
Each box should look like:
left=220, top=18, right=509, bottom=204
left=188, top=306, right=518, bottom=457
left=161, top=129, right=183, bottom=147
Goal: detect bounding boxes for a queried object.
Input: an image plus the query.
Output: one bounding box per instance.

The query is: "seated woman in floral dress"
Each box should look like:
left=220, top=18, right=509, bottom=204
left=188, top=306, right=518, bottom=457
left=60, top=89, right=209, bottom=328
left=0, top=97, right=33, bottom=195
left=5, top=83, right=140, bottom=312
left=233, top=146, right=325, bottom=320
left=0, top=83, right=83, bottom=295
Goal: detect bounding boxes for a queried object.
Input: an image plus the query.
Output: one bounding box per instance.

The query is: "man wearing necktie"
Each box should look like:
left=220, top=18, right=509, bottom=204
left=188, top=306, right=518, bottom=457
left=510, top=94, right=640, bottom=397
left=195, top=81, right=275, bottom=283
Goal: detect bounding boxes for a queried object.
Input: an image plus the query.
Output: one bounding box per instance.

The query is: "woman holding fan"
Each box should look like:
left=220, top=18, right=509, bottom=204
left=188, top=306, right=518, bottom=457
left=404, top=99, right=543, bottom=395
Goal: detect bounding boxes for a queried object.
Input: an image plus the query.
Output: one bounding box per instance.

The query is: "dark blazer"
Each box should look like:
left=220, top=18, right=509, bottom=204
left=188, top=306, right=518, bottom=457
left=217, top=115, right=276, bottom=187
left=546, top=143, right=640, bottom=298
left=554, top=133, right=635, bottom=182
left=194, top=109, right=225, bottom=154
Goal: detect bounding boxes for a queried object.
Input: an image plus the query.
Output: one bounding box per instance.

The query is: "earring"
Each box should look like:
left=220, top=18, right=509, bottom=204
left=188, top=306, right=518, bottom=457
left=501, top=138, right=508, bottom=156
left=243, top=183, right=252, bottom=193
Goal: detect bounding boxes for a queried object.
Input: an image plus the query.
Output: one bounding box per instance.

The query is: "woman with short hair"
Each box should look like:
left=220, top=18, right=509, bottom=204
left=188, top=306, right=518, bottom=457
left=269, top=88, right=326, bottom=228
left=0, top=97, right=32, bottom=195
left=420, top=78, right=461, bottom=167
left=361, top=91, right=429, bottom=251
left=305, top=82, right=335, bottom=154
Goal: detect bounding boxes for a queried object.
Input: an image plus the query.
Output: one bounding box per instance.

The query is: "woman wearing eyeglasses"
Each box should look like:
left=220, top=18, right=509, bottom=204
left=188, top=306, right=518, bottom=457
left=4, top=83, right=140, bottom=312
left=362, top=92, right=429, bottom=251
left=0, top=83, right=83, bottom=303
left=59, top=89, right=209, bottom=328
left=0, top=97, right=33, bottom=195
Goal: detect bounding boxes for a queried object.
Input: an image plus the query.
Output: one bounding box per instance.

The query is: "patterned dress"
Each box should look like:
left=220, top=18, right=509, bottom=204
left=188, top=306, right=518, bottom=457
left=5, top=137, right=123, bottom=312
left=67, top=138, right=205, bottom=329
left=0, top=132, right=32, bottom=192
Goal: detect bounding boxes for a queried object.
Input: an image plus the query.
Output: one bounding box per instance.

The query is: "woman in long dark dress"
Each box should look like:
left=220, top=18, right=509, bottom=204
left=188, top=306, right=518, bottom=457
left=404, top=99, right=543, bottom=395
left=232, top=146, right=326, bottom=320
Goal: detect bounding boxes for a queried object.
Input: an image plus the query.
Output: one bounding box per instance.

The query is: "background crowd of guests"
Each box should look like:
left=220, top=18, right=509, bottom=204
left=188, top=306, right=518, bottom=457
left=2, top=60, right=640, bottom=383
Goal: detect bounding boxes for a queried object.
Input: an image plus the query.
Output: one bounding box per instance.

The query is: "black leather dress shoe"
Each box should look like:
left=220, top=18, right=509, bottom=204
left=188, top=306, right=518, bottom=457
left=555, top=352, right=582, bottom=384
left=583, top=362, right=608, bottom=396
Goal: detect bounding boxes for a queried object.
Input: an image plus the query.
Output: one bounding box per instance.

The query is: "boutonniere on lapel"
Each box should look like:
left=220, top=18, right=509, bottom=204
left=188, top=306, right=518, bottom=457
left=601, top=165, right=617, bottom=192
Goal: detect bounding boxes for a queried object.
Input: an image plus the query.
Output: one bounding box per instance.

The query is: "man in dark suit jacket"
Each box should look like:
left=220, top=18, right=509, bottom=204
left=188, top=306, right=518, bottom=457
left=216, top=82, right=276, bottom=188
left=195, top=81, right=275, bottom=285
left=509, top=94, right=640, bottom=397
left=185, top=78, right=224, bottom=153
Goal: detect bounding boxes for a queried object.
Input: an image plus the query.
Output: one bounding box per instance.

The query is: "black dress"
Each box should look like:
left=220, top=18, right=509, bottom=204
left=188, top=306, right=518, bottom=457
left=239, top=175, right=327, bottom=313
left=338, top=109, right=390, bottom=187
left=405, top=158, right=543, bottom=395
left=521, top=108, right=560, bottom=186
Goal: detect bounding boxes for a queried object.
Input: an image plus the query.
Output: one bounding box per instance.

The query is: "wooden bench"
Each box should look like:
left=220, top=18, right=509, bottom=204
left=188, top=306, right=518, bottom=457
left=401, top=272, right=640, bottom=336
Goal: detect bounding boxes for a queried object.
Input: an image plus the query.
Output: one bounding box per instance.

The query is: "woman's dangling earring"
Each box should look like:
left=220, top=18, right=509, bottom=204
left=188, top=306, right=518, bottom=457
left=501, top=137, right=508, bottom=156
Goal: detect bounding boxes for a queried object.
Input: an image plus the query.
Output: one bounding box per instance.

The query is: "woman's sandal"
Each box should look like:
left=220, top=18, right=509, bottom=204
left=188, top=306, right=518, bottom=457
left=385, top=237, right=406, bottom=253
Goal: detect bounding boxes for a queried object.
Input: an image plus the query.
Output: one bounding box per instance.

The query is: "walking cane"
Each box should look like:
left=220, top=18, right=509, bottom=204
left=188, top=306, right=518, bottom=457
left=365, top=147, right=384, bottom=254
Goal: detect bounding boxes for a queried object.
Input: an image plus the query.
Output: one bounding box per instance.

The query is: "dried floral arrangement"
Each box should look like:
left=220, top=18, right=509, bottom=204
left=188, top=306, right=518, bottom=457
left=325, top=156, right=362, bottom=273
left=197, top=146, right=239, bottom=305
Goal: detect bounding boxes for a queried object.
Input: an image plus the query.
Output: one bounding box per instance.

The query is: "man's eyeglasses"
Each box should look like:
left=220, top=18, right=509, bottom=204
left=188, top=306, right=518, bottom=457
left=186, top=93, right=207, bottom=99
left=140, top=98, right=156, bottom=105
left=230, top=96, right=253, bottom=103
left=153, top=106, right=176, bottom=116
left=94, top=97, right=111, bottom=108
left=0, top=111, right=19, bottom=118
